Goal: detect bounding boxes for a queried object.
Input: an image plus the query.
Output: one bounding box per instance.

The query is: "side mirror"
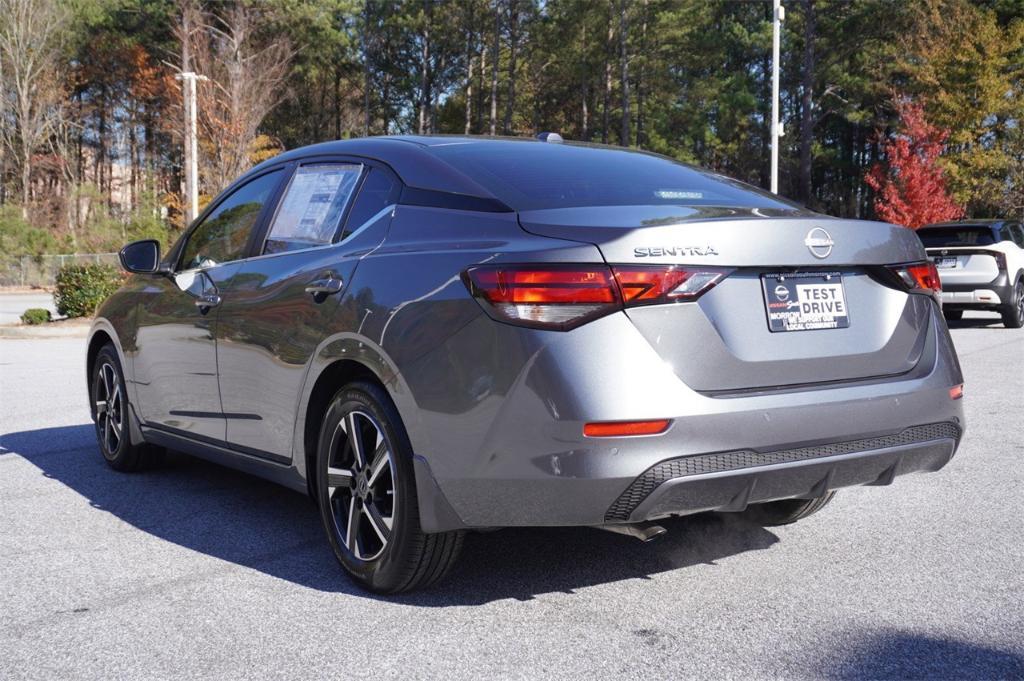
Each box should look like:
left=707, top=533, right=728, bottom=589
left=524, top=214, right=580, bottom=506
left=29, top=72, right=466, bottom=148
left=119, top=239, right=161, bottom=274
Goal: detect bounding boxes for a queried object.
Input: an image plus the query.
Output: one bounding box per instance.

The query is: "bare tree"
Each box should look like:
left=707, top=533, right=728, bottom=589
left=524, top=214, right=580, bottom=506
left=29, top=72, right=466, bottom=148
left=176, top=2, right=293, bottom=193
left=618, top=0, right=630, bottom=146
left=0, top=0, right=68, bottom=215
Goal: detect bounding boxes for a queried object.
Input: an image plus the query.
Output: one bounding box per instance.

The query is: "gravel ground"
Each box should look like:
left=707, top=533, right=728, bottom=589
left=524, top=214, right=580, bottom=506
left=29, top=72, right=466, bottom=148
left=1, top=312, right=1022, bottom=680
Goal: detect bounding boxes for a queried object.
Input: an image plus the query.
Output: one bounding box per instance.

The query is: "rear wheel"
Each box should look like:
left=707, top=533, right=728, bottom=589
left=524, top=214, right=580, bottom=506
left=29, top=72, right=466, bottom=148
left=316, top=382, right=463, bottom=593
left=1001, top=279, right=1024, bottom=328
left=91, top=344, right=163, bottom=471
left=943, top=309, right=963, bottom=322
left=739, top=492, right=836, bottom=526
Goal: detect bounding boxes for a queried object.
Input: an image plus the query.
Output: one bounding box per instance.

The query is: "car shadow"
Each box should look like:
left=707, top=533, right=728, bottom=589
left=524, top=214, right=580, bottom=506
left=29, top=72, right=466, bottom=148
left=945, top=315, right=1005, bottom=329
left=819, top=630, right=1024, bottom=679
left=2, top=424, right=780, bottom=605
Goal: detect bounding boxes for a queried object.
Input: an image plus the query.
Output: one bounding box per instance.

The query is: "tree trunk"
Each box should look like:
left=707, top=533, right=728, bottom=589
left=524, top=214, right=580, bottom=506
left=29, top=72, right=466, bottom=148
left=363, top=0, right=372, bottom=137
left=489, top=0, right=500, bottom=136
left=418, top=0, right=432, bottom=135
left=635, top=0, right=648, bottom=147
left=465, top=55, right=475, bottom=135
left=601, top=7, right=613, bottom=144
left=502, top=0, right=518, bottom=135
left=580, top=21, right=588, bottom=141
left=618, top=0, right=630, bottom=147
left=799, top=0, right=816, bottom=205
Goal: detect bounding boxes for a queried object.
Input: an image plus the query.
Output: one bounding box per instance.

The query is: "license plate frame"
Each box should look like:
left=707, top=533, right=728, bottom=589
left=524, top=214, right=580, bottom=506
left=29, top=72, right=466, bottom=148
left=761, top=272, right=851, bottom=332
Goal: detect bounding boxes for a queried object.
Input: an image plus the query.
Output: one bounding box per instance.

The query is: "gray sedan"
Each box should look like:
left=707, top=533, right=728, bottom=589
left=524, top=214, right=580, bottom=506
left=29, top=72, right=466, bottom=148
left=87, top=136, right=965, bottom=592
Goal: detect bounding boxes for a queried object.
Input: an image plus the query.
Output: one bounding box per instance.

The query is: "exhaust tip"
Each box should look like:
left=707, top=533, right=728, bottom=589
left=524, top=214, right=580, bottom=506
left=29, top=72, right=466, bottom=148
left=595, top=523, right=668, bottom=542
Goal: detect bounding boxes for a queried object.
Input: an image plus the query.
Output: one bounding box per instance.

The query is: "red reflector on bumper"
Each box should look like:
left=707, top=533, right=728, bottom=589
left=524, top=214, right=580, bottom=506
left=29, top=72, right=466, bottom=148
left=950, top=384, right=964, bottom=400
left=583, top=419, right=671, bottom=437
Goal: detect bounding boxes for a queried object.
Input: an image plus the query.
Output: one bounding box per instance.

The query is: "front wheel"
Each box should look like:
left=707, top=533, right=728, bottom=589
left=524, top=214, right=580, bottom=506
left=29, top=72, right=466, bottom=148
left=91, top=344, right=163, bottom=471
left=316, top=382, right=463, bottom=593
left=739, top=492, right=836, bottom=526
left=1001, top=280, right=1024, bottom=329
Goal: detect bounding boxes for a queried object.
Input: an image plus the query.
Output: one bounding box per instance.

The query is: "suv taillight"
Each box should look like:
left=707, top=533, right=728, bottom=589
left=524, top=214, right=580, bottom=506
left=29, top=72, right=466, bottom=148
left=463, top=264, right=731, bottom=330
left=889, top=261, right=942, bottom=295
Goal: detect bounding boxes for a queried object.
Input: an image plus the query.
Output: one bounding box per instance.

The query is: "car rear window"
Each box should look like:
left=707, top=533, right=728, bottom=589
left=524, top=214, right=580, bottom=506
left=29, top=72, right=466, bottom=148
left=917, top=226, right=997, bottom=247
left=429, top=141, right=800, bottom=212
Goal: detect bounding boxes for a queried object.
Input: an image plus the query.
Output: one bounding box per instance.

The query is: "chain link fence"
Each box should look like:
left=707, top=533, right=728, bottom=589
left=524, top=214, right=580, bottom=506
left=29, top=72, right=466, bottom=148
left=0, top=253, right=120, bottom=288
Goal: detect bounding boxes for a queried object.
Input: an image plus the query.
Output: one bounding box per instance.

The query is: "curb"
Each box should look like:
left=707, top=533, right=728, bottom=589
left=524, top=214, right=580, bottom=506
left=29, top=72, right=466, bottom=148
left=0, top=323, right=91, bottom=339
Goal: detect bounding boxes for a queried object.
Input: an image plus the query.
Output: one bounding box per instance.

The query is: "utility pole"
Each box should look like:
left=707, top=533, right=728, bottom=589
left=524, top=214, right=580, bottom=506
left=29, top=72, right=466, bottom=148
left=176, top=71, right=207, bottom=225
left=771, top=0, right=784, bottom=194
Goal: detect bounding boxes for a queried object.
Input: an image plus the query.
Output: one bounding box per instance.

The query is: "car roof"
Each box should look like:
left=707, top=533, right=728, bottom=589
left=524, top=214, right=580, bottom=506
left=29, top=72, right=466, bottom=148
left=920, top=219, right=1010, bottom=229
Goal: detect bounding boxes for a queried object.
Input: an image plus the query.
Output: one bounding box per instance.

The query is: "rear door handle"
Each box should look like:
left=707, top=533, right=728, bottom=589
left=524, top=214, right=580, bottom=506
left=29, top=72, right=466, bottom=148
left=195, top=293, right=222, bottom=312
left=305, top=275, right=344, bottom=300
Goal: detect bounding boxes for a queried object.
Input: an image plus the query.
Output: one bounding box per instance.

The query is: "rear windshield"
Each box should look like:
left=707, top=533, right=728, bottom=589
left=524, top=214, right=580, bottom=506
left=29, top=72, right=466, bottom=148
left=429, top=141, right=800, bottom=212
left=917, top=226, right=997, bottom=247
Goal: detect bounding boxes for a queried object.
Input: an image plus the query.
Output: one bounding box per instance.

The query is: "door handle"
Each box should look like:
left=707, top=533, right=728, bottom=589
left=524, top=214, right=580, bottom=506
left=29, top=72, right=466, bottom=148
left=305, top=275, right=344, bottom=300
left=195, top=293, right=222, bottom=312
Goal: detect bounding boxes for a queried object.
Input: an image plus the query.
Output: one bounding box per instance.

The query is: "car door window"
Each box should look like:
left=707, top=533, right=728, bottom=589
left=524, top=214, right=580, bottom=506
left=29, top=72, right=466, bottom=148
left=340, top=168, right=400, bottom=241
left=263, top=164, right=363, bottom=254
left=180, top=170, right=282, bottom=270
left=1009, top=224, right=1024, bottom=248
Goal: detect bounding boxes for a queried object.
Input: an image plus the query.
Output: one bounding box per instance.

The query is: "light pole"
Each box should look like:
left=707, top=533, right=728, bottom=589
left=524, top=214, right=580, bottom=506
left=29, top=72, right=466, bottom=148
left=175, top=71, right=207, bottom=225
left=771, top=0, right=785, bottom=195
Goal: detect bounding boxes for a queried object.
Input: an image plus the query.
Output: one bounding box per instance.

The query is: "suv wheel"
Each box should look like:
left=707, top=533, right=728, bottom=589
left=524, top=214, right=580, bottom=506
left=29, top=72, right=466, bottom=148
left=1001, top=279, right=1024, bottom=328
left=91, top=344, right=163, bottom=471
left=739, top=492, right=836, bottom=526
left=316, top=382, right=463, bottom=593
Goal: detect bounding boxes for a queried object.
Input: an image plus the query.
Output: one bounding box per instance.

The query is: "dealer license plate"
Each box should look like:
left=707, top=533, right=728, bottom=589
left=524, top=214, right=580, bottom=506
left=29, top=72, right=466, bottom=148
left=934, top=256, right=958, bottom=269
left=762, top=272, right=850, bottom=332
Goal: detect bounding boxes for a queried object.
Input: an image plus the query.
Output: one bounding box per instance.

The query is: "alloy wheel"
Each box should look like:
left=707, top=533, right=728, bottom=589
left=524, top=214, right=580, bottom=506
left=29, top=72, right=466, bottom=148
left=94, top=362, right=124, bottom=456
left=1016, top=282, right=1023, bottom=319
left=326, top=410, right=396, bottom=561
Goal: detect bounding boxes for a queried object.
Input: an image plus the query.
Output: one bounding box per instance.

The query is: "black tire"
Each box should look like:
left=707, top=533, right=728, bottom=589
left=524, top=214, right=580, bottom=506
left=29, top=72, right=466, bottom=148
left=1000, top=279, right=1024, bottom=329
left=316, top=381, right=464, bottom=593
left=740, top=491, right=836, bottom=526
left=91, top=344, right=163, bottom=471
left=943, top=309, right=963, bottom=322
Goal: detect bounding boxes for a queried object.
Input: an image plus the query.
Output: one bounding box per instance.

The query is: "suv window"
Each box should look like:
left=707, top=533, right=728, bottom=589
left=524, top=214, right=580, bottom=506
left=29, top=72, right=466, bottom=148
left=1008, top=224, right=1024, bottom=248
left=340, top=168, right=400, bottom=241
left=917, top=226, right=997, bottom=247
left=264, top=164, right=362, bottom=254
left=181, top=170, right=282, bottom=270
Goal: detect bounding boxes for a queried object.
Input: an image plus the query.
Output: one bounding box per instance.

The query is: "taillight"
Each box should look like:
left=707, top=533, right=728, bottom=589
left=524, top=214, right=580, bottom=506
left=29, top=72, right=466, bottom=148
left=463, top=265, right=621, bottom=330
left=889, top=261, right=941, bottom=295
left=613, top=266, right=731, bottom=306
left=994, top=252, right=1008, bottom=271
left=464, top=264, right=730, bottom=330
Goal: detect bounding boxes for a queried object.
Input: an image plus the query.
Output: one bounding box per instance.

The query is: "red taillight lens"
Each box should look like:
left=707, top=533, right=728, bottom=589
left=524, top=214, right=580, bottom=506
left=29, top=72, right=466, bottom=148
left=584, top=419, right=671, bottom=437
left=949, top=384, right=964, bottom=400
left=612, top=266, right=731, bottom=305
left=464, top=265, right=621, bottom=330
left=465, top=264, right=732, bottom=330
left=890, top=261, right=942, bottom=294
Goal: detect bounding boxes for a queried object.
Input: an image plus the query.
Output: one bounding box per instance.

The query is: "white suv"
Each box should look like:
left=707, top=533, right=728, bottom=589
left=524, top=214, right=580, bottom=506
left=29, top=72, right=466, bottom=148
left=919, top=220, right=1024, bottom=328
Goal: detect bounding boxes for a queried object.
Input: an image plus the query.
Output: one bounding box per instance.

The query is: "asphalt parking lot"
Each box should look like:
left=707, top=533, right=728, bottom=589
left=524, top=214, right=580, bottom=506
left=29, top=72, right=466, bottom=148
left=1, top=313, right=1022, bottom=680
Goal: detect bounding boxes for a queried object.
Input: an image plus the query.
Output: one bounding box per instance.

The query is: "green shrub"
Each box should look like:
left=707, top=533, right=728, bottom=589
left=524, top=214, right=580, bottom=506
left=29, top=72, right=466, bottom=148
left=20, top=308, right=51, bottom=325
left=54, top=264, right=123, bottom=318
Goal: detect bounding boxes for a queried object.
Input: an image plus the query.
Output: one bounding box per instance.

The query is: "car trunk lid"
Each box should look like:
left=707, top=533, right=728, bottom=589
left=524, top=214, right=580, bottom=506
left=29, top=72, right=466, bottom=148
left=519, top=206, right=932, bottom=392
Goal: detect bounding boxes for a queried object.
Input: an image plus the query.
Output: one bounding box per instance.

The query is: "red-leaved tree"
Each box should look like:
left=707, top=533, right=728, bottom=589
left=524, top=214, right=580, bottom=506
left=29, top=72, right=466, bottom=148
left=865, top=99, right=964, bottom=228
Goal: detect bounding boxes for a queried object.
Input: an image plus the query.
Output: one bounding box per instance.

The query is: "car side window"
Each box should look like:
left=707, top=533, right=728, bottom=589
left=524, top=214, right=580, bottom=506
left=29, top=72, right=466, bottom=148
left=263, top=164, right=363, bottom=254
left=180, top=170, right=282, bottom=270
left=1009, top=224, right=1024, bottom=248
left=339, top=168, right=400, bottom=241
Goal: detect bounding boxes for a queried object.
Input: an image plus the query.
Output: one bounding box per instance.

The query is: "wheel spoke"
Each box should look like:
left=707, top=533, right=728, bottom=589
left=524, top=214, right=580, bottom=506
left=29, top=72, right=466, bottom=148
left=346, top=412, right=366, bottom=469
left=345, top=496, right=361, bottom=558
left=102, top=365, right=113, bottom=399
left=364, top=502, right=391, bottom=544
left=326, top=466, right=354, bottom=489
left=367, top=445, right=390, bottom=487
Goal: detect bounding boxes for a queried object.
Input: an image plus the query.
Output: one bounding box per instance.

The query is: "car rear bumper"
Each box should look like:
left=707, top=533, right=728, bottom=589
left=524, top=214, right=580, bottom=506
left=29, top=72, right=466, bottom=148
left=941, top=271, right=1012, bottom=308
left=609, top=422, right=960, bottom=523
